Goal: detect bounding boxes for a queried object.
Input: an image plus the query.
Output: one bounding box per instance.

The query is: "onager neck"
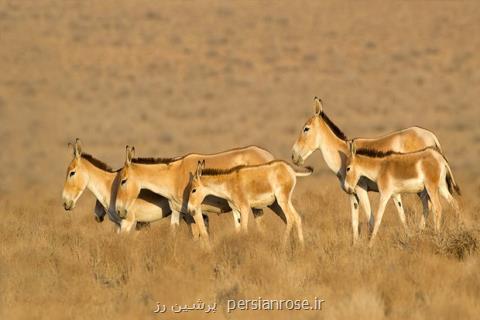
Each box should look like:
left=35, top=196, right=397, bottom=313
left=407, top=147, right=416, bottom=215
left=200, top=175, right=231, bottom=201
left=83, top=161, right=116, bottom=208
left=134, top=163, right=178, bottom=200
left=354, top=156, right=381, bottom=182
left=316, top=118, right=348, bottom=175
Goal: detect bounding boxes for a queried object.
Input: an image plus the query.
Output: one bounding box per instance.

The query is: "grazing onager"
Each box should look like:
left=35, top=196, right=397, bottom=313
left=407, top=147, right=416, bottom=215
left=343, top=141, right=461, bottom=246
left=115, top=145, right=275, bottom=233
left=291, top=97, right=445, bottom=243
left=187, top=160, right=312, bottom=246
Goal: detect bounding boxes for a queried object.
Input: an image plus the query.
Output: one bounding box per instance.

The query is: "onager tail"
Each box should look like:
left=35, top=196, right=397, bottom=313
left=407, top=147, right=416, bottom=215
left=431, top=147, right=460, bottom=196
left=293, top=165, right=314, bottom=177
left=445, top=161, right=461, bottom=196
left=432, top=133, right=444, bottom=154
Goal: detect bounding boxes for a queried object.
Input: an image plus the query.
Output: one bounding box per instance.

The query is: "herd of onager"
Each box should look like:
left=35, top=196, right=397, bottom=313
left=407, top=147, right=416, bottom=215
left=62, top=97, right=461, bottom=248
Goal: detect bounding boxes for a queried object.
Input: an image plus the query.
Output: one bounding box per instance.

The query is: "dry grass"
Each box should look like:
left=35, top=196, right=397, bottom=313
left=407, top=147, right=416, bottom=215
left=1, top=0, right=480, bottom=319
left=1, top=184, right=479, bottom=319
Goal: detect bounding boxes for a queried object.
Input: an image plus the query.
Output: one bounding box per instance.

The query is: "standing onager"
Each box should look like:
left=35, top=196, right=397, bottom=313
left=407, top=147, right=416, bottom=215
left=115, top=145, right=275, bottom=233
left=291, top=97, right=445, bottom=243
left=62, top=139, right=176, bottom=233
left=343, top=141, right=461, bottom=246
left=187, top=160, right=312, bottom=246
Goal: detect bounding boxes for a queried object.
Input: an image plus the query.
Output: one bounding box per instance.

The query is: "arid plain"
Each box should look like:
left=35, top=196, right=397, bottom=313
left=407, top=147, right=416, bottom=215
left=1, top=1, right=480, bottom=319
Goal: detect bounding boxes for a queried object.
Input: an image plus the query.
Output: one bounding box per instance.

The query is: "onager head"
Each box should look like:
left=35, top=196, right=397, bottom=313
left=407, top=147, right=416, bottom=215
left=115, top=146, right=140, bottom=218
left=62, top=139, right=89, bottom=211
left=344, top=140, right=360, bottom=195
left=187, top=160, right=208, bottom=214
left=291, top=97, right=324, bottom=165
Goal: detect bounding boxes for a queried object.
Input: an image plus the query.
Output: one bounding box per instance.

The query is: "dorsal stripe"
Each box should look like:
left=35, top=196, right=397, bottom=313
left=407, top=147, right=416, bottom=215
left=355, top=146, right=438, bottom=158
left=132, top=157, right=180, bottom=164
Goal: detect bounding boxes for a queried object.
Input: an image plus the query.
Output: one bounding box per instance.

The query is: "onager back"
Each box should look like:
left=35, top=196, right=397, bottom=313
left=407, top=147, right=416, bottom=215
left=343, top=141, right=461, bottom=246
left=187, top=160, right=312, bottom=247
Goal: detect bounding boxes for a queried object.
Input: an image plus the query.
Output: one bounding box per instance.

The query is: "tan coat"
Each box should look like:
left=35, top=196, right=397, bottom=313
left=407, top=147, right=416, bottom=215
left=344, top=142, right=460, bottom=246
left=291, top=97, right=445, bottom=243
left=115, top=145, right=275, bottom=231
left=187, top=160, right=312, bottom=246
left=62, top=140, right=172, bottom=233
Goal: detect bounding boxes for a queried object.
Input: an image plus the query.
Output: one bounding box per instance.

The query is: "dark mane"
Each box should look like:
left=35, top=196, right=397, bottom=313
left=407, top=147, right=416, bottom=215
left=355, top=149, right=400, bottom=158
left=81, top=153, right=117, bottom=172
left=201, top=165, right=246, bottom=176
left=132, top=157, right=179, bottom=164
left=320, top=112, right=347, bottom=141
left=355, top=146, right=438, bottom=158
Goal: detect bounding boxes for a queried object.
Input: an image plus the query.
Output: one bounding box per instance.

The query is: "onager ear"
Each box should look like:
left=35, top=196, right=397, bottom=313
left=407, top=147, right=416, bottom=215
left=72, top=138, right=82, bottom=158
left=348, top=140, right=357, bottom=156
left=125, top=145, right=135, bottom=166
left=195, top=160, right=205, bottom=178
left=314, top=97, right=323, bottom=115
left=195, top=161, right=201, bottom=178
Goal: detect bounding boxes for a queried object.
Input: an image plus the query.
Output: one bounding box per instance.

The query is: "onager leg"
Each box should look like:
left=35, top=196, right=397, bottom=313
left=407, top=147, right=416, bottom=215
left=184, top=213, right=210, bottom=240
left=170, top=209, right=181, bottom=228
left=417, top=191, right=430, bottom=230
left=184, top=213, right=200, bottom=240
left=253, top=208, right=265, bottom=232
left=231, top=208, right=242, bottom=233
left=272, top=195, right=294, bottom=246
left=369, top=192, right=391, bottom=247
left=192, top=210, right=210, bottom=248
left=426, top=186, right=442, bottom=232
left=287, top=202, right=304, bottom=246
left=392, top=194, right=408, bottom=232
left=439, top=185, right=461, bottom=217
left=355, top=186, right=374, bottom=234
left=349, top=194, right=360, bottom=244
left=239, top=205, right=252, bottom=233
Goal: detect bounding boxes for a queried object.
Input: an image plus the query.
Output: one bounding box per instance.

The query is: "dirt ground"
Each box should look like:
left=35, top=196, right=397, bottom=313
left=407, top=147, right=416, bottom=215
left=1, top=1, right=479, bottom=319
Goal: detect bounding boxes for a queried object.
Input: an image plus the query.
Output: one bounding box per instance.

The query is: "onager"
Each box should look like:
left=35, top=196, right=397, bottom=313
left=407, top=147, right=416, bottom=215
left=187, top=160, right=312, bottom=246
left=62, top=139, right=176, bottom=233
left=291, top=97, right=445, bottom=243
left=115, top=145, right=275, bottom=233
left=343, top=141, right=461, bottom=246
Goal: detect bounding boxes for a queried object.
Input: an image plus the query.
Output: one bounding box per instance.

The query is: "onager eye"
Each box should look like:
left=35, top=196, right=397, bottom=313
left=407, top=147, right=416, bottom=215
left=191, top=188, right=197, bottom=194
left=303, top=127, right=310, bottom=133
left=346, top=167, right=351, bottom=172
left=69, top=171, right=76, bottom=177
left=121, top=179, right=127, bottom=186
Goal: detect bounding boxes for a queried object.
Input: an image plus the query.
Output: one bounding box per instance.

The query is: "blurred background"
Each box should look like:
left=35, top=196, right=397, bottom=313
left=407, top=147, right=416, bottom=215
left=2, top=2, right=480, bottom=319
left=1, top=0, right=479, bottom=197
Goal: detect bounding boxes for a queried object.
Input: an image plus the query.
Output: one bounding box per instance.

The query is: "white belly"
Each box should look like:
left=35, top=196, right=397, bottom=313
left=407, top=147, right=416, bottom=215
left=133, top=205, right=166, bottom=222
left=393, top=178, right=425, bottom=194
left=250, top=193, right=276, bottom=209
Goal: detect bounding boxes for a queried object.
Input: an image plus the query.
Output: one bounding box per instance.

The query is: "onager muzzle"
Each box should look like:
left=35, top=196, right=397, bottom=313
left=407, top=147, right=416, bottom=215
left=117, top=208, right=128, bottom=219
left=63, top=199, right=74, bottom=211
left=342, top=181, right=355, bottom=195
left=291, top=150, right=304, bottom=166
